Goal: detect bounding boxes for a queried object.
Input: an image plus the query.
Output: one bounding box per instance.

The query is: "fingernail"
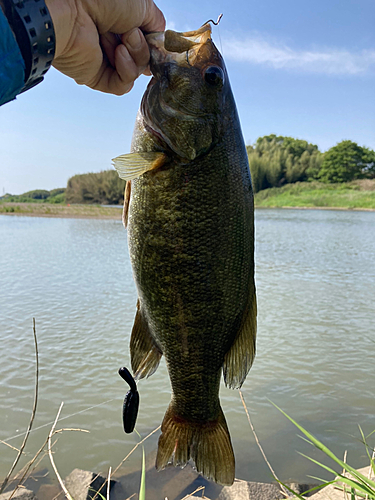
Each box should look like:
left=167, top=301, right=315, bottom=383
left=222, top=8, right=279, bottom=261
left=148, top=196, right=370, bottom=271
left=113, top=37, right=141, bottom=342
left=142, top=67, right=152, bottom=76
left=126, top=29, right=142, bottom=50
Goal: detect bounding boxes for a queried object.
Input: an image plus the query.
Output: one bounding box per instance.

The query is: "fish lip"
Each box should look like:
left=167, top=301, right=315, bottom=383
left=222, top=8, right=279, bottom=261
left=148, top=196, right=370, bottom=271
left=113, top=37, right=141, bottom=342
left=145, top=31, right=166, bottom=70
left=145, top=24, right=213, bottom=71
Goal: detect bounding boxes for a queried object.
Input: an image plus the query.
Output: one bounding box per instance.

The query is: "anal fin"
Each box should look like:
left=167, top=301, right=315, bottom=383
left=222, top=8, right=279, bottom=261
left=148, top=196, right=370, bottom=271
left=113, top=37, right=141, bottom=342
left=223, top=283, right=257, bottom=389
left=130, top=300, right=162, bottom=380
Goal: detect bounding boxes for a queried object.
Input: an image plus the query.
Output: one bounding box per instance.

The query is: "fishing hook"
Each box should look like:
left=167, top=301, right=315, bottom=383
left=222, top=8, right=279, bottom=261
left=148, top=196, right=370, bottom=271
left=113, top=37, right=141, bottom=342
left=201, top=13, right=223, bottom=27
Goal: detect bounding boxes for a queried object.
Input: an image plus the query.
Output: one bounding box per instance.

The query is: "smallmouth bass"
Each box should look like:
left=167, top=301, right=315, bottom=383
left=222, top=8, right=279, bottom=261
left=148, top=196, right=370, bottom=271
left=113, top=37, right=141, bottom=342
left=113, top=22, right=257, bottom=485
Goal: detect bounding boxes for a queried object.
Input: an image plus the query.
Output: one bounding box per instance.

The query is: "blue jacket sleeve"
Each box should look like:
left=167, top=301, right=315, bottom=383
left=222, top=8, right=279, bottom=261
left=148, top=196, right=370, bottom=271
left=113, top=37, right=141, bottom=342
left=0, top=9, right=25, bottom=106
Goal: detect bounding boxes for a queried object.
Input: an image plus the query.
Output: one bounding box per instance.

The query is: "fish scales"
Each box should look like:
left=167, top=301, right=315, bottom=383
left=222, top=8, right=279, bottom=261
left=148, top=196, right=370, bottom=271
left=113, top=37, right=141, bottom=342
left=113, top=22, right=256, bottom=485
left=129, top=139, right=253, bottom=417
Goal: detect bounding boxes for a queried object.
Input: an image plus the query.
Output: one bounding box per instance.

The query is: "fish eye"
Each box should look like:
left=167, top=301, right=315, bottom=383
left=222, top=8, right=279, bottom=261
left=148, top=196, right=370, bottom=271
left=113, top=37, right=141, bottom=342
left=204, top=66, right=224, bottom=87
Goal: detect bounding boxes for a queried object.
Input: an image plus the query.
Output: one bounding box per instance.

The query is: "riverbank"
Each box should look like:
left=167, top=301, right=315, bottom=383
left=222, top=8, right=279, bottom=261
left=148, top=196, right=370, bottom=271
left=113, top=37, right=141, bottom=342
left=0, top=202, right=123, bottom=219
left=254, top=179, right=375, bottom=210
left=1, top=180, right=375, bottom=218
left=2, top=463, right=372, bottom=500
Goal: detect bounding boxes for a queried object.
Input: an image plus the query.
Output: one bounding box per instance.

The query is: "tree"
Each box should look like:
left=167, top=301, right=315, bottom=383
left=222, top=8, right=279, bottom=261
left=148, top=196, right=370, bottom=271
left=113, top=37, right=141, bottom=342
left=247, top=135, right=322, bottom=192
left=66, top=170, right=125, bottom=204
left=318, top=140, right=375, bottom=183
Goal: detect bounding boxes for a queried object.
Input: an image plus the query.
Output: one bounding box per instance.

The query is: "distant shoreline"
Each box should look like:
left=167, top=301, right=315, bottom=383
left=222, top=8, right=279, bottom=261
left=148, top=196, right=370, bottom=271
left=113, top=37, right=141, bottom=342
left=1, top=211, right=123, bottom=220
left=1, top=201, right=374, bottom=220
left=0, top=202, right=123, bottom=220
left=256, top=205, right=375, bottom=212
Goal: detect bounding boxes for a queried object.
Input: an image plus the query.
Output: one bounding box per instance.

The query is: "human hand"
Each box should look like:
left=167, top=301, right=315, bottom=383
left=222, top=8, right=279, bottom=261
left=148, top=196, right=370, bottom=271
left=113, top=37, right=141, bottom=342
left=45, top=0, right=165, bottom=95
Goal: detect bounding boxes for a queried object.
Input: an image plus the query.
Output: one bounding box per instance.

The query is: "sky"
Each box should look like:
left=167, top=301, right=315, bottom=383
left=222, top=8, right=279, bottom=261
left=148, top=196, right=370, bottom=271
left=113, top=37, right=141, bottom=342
left=0, top=0, right=374, bottom=195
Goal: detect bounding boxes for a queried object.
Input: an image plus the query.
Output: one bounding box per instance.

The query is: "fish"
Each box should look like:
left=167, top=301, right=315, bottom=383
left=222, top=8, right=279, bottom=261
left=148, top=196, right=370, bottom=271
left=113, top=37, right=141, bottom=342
left=113, top=22, right=256, bottom=486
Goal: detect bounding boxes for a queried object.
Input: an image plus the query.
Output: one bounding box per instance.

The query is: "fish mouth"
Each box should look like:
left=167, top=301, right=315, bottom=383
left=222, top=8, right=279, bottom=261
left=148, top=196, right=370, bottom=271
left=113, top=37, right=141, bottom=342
left=144, top=23, right=220, bottom=120
left=145, top=23, right=215, bottom=71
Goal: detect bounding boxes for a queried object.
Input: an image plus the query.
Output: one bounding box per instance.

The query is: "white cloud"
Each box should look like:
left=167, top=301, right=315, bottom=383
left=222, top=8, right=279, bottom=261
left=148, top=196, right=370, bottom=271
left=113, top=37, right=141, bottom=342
left=220, top=34, right=375, bottom=75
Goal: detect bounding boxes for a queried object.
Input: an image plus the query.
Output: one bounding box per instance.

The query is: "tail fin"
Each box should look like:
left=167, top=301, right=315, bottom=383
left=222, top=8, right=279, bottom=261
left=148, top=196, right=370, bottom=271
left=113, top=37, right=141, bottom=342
left=156, top=402, right=235, bottom=485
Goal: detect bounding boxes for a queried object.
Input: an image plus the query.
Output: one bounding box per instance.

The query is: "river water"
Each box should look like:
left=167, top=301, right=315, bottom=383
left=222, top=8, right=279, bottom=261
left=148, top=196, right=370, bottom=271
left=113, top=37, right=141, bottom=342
left=0, top=209, right=374, bottom=490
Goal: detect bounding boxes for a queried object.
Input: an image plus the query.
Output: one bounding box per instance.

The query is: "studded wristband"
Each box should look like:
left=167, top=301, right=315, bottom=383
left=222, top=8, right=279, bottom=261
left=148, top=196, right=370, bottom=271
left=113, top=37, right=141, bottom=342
left=3, top=0, right=55, bottom=93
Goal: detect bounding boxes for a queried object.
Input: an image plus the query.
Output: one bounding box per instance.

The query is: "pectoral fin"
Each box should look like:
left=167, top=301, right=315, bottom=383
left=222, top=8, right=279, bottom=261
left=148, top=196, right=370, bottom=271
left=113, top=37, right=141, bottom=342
left=112, top=152, right=166, bottom=181
left=130, top=300, right=163, bottom=380
left=223, top=284, right=257, bottom=389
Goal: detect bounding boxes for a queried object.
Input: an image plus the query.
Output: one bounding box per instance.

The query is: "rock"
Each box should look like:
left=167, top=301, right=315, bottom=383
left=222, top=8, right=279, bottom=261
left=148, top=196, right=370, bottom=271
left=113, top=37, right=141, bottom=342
left=218, top=479, right=319, bottom=500
left=288, top=483, right=317, bottom=497
left=64, top=469, right=116, bottom=500
left=35, top=484, right=61, bottom=500
left=218, top=479, right=285, bottom=500
left=178, top=474, right=223, bottom=500
left=182, top=496, right=211, bottom=500
left=157, top=463, right=200, bottom=499
left=0, top=488, right=36, bottom=500
left=116, top=461, right=200, bottom=500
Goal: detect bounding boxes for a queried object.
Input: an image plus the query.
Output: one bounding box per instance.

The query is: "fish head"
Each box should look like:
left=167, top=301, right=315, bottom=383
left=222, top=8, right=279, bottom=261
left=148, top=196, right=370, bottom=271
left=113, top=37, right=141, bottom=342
left=142, top=24, right=229, bottom=161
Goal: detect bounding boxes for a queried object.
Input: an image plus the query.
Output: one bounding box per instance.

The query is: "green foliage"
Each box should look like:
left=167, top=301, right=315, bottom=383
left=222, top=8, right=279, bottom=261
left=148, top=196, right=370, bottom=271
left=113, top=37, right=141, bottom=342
left=65, top=170, right=125, bottom=205
left=2, top=189, right=66, bottom=203
left=3, top=137, right=374, bottom=204
left=274, top=403, right=375, bottom=499
left=254, top=180, right=375, bottom=209
left=318, top=140, right=375, bottom=183
left=22, top=189, right=51, bottom=200
left=247, top=135, right=323, bottom=192
left=49, top=188, right=66, bottom=197
left=48, top=193, right=66, bottom=204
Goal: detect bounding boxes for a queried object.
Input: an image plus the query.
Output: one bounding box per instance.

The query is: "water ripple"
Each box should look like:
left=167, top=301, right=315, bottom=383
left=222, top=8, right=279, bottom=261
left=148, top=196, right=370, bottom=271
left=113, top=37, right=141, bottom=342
left=0, top=210, right=374, bottom=483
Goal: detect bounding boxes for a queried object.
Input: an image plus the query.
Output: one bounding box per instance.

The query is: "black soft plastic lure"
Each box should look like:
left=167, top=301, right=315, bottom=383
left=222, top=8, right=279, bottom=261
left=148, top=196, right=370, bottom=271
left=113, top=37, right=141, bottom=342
left=118, top=366, right=139, bottom=433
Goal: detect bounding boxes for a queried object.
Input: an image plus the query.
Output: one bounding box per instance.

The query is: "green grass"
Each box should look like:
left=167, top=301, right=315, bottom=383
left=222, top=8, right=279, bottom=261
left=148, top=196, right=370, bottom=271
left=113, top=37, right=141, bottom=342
left=255, top=181, right=375, bottom=210
left=274, top=403, right=375, bottom=499
left=0, top=202, right=122, bottom=219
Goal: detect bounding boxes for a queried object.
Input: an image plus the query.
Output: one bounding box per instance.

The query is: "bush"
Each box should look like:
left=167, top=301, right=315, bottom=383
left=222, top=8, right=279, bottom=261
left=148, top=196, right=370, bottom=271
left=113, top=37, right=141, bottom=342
left=49, top=188, right=66, bottom=197
left=22, top=189, right=50, bottom=200
left=48, top=193, right=66, bottom=204
left=65, top=170, right=125, bottom=205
